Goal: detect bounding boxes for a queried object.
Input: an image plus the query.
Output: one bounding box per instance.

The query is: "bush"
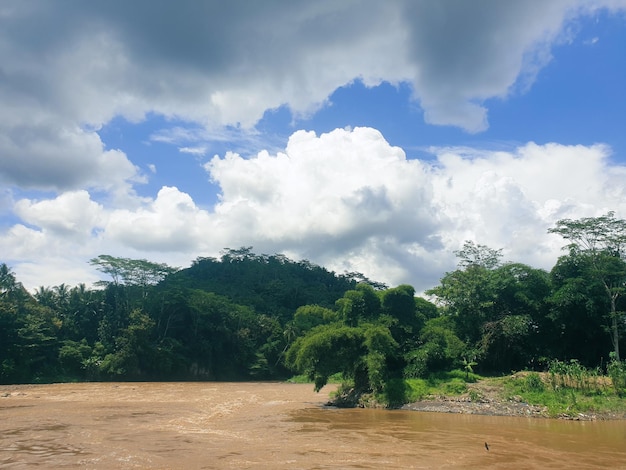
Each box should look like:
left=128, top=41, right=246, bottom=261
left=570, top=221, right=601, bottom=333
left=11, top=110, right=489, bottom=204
left=442, top=378, right=467, bottom=395
left=608, top=358, right=626, bottom=395
left=382, top=378, right=408, bottom=407
left=548, top=359, right=605, bottom=394
left=403, top=349, right=429, bottom=378
left=405, top=379, right=431, bottom=401
left=524, top=372, right=545, bottom=392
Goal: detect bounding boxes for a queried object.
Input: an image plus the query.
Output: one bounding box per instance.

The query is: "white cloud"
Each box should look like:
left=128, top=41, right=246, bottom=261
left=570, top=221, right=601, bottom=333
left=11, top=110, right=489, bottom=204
left=429, top=141, right=624, bottom=268
left=178, top=146, right=207, bottom=156
left=14, top=190, right=104, bottom=239
left=0, top=117, right=141, bottom=193
left=200, top=128, right=626, bottom=291
left=1, top=0, right=625, bottom=291
left=3, top=127, right=626, bottom=292
left=1, top=0, right=622, bottom=197
left=402, top=1, right=582, bottom=131
left=104, top=186, right=212, bottom=252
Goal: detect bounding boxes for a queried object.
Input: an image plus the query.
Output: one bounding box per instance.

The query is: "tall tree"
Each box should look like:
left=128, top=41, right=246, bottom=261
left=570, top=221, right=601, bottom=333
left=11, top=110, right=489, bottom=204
left=549, top=212, right=626, bottom=360
left=90, top=255, right=178, bottom=289
left=549, top=252, right=611, bottom=365
left=426, top=259, right=499, bottom=346
left=454, top=240, right=503, bottom=270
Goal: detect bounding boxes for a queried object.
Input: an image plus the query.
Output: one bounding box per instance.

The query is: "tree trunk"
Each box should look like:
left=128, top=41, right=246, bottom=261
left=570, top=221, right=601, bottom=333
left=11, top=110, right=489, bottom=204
left=610, top=293, right=620, bottom=361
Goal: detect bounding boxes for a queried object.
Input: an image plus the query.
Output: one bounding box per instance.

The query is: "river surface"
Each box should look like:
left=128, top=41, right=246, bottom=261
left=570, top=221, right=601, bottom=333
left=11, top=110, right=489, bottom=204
left=1, top=382, right=625, bottom=469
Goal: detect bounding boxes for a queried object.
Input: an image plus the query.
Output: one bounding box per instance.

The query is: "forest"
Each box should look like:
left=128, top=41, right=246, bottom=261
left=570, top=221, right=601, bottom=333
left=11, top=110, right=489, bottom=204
left=1, top=213, right=626, bottom=405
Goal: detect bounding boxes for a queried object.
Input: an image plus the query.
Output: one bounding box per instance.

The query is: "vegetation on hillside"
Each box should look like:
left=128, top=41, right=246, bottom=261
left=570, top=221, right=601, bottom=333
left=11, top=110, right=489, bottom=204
left=1, top=213, right=626, bottom=415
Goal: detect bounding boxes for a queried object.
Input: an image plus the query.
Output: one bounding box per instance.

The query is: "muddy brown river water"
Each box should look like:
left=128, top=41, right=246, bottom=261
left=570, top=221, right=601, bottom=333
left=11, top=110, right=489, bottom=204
left=1, top=382, right=625, bottom=469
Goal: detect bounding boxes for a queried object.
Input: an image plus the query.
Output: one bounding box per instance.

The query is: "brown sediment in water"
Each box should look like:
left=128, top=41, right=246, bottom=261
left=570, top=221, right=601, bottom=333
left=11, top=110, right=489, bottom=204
left=1, top=382, right=626, bottom=469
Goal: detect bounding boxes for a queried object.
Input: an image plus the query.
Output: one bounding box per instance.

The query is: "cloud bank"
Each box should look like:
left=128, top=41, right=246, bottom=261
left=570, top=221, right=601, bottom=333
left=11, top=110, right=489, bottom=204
left=1, top=1, right=625, bottom=289
left=4, top=127, right=626, bottom=291
left=1, top=1, right=624, bottom=191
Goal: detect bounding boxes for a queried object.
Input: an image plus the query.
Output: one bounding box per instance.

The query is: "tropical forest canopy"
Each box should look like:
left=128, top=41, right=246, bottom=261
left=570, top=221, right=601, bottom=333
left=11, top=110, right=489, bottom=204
left=1, top=214, right=626, bottom=401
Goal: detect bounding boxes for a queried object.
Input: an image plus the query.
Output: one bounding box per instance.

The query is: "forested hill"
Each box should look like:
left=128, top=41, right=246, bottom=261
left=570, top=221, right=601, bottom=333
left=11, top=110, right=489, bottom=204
left=159, top=247, right=361, bottom=322
left=0, top=249, right=379, bottom=384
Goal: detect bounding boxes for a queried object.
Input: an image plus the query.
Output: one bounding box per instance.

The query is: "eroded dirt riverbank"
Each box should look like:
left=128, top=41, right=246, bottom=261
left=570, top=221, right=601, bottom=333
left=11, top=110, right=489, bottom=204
left=2, top=382, right=626, bottom=469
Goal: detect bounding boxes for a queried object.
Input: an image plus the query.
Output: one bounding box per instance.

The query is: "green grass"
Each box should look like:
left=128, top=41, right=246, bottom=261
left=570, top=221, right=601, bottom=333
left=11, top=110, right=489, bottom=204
left=404, top=369, right=479, bottom=402
left=502, top=372, right=626, bottom=418
left=286, top=372, right=343, bottom=384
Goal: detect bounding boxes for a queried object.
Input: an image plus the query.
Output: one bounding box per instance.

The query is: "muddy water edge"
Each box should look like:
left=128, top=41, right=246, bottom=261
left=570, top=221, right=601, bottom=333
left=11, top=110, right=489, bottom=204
left=1, top=382, right=625, bottom=469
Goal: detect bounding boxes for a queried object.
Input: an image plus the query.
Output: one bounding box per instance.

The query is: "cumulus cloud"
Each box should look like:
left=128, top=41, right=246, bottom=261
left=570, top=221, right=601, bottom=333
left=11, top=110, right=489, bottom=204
left=105, top=186, right=212, bottom=252
left=14, top=190, right=104, bottom=239
left=1, top=0, right=626, bottom=290
left=3, top=127, right=626, bottom=291
left=0, top=120, right=141, bottom=192
left=206, top=128, right=436, bottom=250
left=402, top=1, right=581, bottom=131
left=200, top=128, right=626, bottom=291
left=429, top=142, right=623, bottom=269
left=1, top=0, right=621, bottom=196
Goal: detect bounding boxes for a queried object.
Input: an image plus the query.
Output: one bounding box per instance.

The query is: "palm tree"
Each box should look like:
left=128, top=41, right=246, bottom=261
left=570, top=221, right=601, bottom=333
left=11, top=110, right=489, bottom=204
left=34, top=286, right=56, bottom=308
left=462, top=357, right=478, bottom=380
left=0, top=263, right=17, bottom=298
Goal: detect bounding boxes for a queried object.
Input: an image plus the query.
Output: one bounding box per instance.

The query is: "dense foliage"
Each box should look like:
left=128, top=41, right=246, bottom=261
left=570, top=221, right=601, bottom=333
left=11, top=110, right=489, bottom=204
left=1, top=212, right=626, bottom=404
left=0, top=249, right=358, bottom=383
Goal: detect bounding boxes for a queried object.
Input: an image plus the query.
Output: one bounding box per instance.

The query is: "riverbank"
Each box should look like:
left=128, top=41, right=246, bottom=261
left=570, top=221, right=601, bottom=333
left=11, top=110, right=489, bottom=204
left=400, top=376, right=626, bottom=421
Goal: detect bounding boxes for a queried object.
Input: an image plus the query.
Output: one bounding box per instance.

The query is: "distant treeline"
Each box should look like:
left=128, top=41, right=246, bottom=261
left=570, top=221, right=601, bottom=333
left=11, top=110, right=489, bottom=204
left=1, top=213, right=626, bottom=397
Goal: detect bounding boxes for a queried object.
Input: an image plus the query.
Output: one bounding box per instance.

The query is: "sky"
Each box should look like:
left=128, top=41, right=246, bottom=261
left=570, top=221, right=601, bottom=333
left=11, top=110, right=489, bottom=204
left=1, top=0, right=626, bottom=293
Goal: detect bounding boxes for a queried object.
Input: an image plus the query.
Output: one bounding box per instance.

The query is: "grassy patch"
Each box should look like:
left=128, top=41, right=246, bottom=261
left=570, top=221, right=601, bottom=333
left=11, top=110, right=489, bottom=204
left=404, top=369, right=478, bottom=402
left=286, top=372, right=343, bottom=385
left=502, top=372, right=626, bottom=418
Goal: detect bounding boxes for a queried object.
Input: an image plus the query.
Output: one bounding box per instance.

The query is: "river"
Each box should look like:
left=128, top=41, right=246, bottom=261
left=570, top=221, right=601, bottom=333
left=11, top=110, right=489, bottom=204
left=1, top=382, right=625, bottom=469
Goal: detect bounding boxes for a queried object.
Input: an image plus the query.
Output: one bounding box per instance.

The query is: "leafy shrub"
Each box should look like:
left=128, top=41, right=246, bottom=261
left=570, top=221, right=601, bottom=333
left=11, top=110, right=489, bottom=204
left=608, top=358, right=626, bottom=395
left=382, top=378, right=409, bottom=407
left=524, top=372, right=545, bottom=392
left=404, top=379, right=431, bottom=401
left=403, top=349, right=429, bottom=378
left=548, top=359, right=603, bottom=393
left=442, top=378, right=467, bottom=395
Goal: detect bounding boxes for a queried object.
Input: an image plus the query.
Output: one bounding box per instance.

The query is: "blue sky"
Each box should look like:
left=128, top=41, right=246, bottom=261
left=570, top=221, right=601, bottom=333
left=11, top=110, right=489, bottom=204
left=1, top=1, right=626, bottom=292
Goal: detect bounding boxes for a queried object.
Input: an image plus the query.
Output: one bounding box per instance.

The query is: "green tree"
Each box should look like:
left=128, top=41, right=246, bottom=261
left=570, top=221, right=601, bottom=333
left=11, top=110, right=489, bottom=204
left=0, top=264, right=61, bottom=383
left=0, top=298, right=20, bottom=383
left=336, top=283, right=382, bottom=326
left=549, top=252, right=614, bottom=366
left=426, top=260, right=499, bottom=345
left=479, top=263, right=551, bottom=371
left=58, top=339, right=92, bottom=377
left=285, top=323, right=396, bottom=393
left=90, top=255, right=178, bottom=296
left=293, top=304, right=339, bottom=333
left=427, top=243, right=552, bottom=372
left=404, top=316, right=465, bottom=378
left=99, top=309, right=155, bottom=379
left=455, top=240, right=503, bottom=270
left=549, top=212, right=626, bottom=360
left=381, top=284, right=422, bottom=346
